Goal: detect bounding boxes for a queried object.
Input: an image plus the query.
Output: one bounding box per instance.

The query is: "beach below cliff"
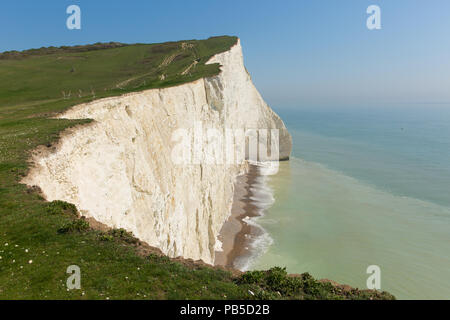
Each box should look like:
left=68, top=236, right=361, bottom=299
left=215, top=164, right=274, bottom=270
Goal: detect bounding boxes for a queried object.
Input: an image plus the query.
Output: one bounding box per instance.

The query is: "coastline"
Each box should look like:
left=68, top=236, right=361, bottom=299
left=215, top=164, right=271, bottom=270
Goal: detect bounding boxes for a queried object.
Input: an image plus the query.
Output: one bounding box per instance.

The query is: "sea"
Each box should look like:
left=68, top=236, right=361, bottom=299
left=243, top=105, right=450, bottom=300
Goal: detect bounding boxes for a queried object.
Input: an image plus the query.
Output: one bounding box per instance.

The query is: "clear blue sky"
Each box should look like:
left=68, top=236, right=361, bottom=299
left=1, top=0, right=450, bottom=108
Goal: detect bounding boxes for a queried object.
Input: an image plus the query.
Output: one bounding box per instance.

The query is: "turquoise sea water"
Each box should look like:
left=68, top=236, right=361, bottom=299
left=249, top=106, right=450, bottom=299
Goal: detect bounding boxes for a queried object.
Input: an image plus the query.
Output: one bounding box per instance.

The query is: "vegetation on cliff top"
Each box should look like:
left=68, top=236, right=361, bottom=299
left=0, top=36, right=394, bottom=299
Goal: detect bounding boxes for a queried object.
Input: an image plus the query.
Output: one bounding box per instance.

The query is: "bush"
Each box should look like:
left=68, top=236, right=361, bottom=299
left=266, top=267, right=289, bottom=292
left=253, top=288, right=280, bottom=300
left=238, top=270, right=265, bottom=285
left=58, top=219, right=89, bottom=234
left=147, top=253, right=171, bottom=264
left=236, top=267, right=339, bottom=299
left=98, top=233, right=114, bottom=241
left=109, top=228, right=139, bottom=244
left=299, top=272, right=322, bottom=296
left=46, top=200, right=78, bottom=216
left=97, top=228, right=139, bottom=244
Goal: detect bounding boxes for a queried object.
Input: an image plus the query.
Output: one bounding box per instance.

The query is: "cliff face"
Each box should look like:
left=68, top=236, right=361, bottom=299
left=23, top=39, right=292, bottom=264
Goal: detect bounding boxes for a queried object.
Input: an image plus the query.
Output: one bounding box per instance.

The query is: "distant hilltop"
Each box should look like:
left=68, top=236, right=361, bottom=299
left=0, top=42, right=128, bottom=59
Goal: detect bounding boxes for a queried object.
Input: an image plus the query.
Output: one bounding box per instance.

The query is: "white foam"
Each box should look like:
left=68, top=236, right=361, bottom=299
left=233, top=164, right=277, bottom=271
left=234, top=216, right=274, bottom=271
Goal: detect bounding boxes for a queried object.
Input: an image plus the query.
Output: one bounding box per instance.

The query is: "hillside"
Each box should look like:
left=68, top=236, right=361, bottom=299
left=0, top=36, right=393, bottom=299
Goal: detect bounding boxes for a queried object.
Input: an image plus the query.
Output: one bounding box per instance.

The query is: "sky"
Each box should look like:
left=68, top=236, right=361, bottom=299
left=1, top=0, right=450, bottom=109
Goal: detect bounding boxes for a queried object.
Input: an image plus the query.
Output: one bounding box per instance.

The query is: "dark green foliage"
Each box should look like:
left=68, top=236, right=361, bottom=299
left=46, top=200, right=78, bottom=216
left=57, top=218, right=90, bottom=234
left=98, top=233, right=114, bottom=241
left=237, top=267, right=395, bottom=300
left=265, top=267, right=289, bottom=292
left=98, top=228, right=139, bottom=243
left=238, top=270, right=266, bottom=284
left=108, top=228, right=139, bottom=244
left=147, top=253, right=172, bottom=264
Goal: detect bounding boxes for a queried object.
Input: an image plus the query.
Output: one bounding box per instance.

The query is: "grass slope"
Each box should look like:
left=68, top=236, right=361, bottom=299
left=0, top=36, right=394, bottom=300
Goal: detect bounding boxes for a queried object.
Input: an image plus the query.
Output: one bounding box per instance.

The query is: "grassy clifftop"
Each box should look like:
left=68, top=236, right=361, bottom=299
left=0, top=36, right=394, bottom=299
left=0, top=36, right=238, bottom=110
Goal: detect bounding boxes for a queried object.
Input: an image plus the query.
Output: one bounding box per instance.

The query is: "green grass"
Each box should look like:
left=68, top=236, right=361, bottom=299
left=0, top=35, right=394, bottom=300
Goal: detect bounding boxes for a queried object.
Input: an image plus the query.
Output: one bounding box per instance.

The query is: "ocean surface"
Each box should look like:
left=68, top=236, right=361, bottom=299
left=246, top=105, right=450, bottom=299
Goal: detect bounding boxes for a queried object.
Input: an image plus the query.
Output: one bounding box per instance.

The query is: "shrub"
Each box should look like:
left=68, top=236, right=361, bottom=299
left=253, top=288, right=280, bottom=300
left=266, top=267, right=289, bottom=292
left=46, top=200, right=78, bottom=216
left=147, top=253, right=171, bottom=264
left=109, top=228, right=139, bottom=244
left=58, top=219, right=89, bottom=234
left=97, top=228, right=138, bottom=244
left=98, top=233, right=114, bottom=241
left=238, top=270, right=265, bottom=285
left=299, top=272, right=322, bottom=296
left=236, top=267, right=336, bottom=299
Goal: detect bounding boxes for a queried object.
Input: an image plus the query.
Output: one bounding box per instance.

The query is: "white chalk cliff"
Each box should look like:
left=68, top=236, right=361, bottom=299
left=23, top=39, right=292, bottom=264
